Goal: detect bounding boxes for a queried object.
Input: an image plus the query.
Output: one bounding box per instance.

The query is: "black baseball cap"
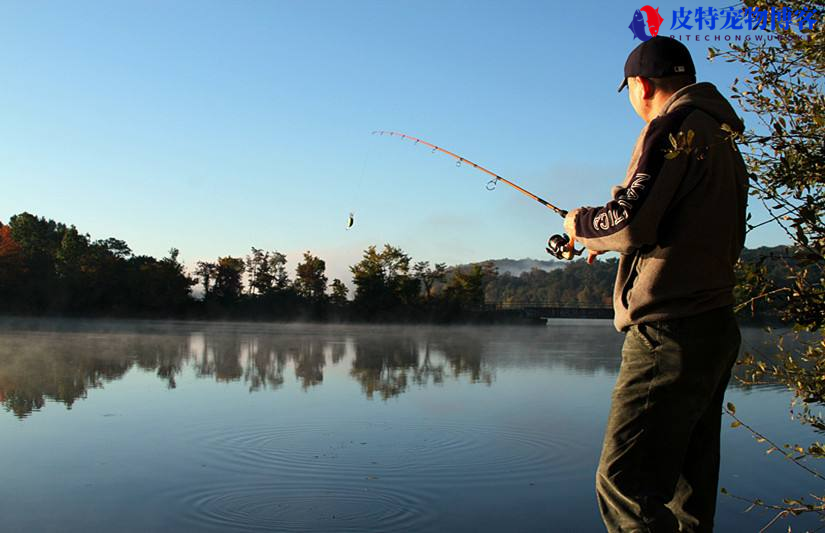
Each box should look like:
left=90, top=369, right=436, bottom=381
left=618, top=36, right=696, bottom=92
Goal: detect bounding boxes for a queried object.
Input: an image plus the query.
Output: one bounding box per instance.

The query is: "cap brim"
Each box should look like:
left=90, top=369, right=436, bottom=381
left=617, top=78, right=628, bottom=92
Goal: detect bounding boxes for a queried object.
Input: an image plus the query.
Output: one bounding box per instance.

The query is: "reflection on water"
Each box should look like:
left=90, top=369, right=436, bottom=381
left=0, top=320, right=587, bottom=418
left=0, top=319, right=780, bottom=419
left=0, top=318, right=814, bottom=533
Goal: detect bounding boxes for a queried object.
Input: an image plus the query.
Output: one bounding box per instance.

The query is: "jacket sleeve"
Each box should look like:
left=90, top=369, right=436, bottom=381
left=574, top=108, right=694, bottom=254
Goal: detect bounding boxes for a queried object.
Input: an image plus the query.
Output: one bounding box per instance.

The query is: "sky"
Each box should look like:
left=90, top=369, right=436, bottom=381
left=0, top=0, right=788, bottom=284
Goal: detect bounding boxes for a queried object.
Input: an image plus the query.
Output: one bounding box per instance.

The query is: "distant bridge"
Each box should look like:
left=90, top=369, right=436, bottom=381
left=484, top=301, right=614, bottom=320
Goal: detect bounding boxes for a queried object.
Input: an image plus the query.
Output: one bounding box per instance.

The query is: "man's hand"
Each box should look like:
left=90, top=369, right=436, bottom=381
left=586, top=250, right=604, bottom=264
left=562, top=209, right=581, bottom=260
left=564, top=208, right=604, bottom=264
left=563, top=209, right=578, bottom=239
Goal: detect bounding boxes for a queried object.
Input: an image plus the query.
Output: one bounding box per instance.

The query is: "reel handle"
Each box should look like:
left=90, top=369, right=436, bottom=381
left=546, top=233, right=583, bottom=261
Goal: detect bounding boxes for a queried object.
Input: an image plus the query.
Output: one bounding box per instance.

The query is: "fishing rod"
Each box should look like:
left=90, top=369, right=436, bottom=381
left=372, top=130, right=583, bottom=260
left=372, top=130, right=568, bottom=218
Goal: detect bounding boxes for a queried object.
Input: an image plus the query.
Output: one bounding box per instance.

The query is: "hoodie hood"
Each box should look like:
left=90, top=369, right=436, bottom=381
left=660, top=82, right=744, bottom=133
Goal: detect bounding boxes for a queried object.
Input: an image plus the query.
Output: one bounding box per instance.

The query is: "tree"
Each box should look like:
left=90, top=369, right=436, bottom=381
left=382, top=245, right=419, bottom=307
left=122, top=248, right=194, bottom=315
left=245, top=247, right=276, bottom=295
left=0, top=223, right=22, bottom=259
left=269, top=251, right=290, bottom=290
left=195, top=261, right=218, bottom=299
left=244, top=248, right=260, bottom=295
left=709, top=2, right=824, bottom=526
left=0, top=223, right=23, bottom=311
left=213, top=257, right=245, bottom=304
left=413, top=261, right=447, bottom=302
left=158, top=248, right=196, bottom=308
left=294, top=251, right=328, bottom=301
left=350, top=244, right=419, bottom=317
left=7, top=212, right=65, bottom=260
left=54, top=227, right=98, bottom=311
left=55, top=226, right=90, bottom=280
left=96, top=238, right=131, bottom=259
left=444, top=262, right=497, bottom=310
left=329, top=279, right=349, bottom=306
left=351, top=245, right=386, bottom=308
left=7, top=213, right=66, bottom=312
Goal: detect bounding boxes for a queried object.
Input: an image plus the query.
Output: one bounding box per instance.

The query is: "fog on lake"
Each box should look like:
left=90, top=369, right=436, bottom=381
left=0, top=319, right=819, bottom=532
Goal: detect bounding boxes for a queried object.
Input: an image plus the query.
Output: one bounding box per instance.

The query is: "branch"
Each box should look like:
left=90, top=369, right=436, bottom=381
left=734, top=287, right=793, bottom=313
left=758, top=196, right=803, bottom=245
left=722, top=490, right=825, bottom=533
left=758, top=509, right=787, bottom=533
left=726, top=406, right=825, bottom=482
left=747, top=205, right=806, bottom=233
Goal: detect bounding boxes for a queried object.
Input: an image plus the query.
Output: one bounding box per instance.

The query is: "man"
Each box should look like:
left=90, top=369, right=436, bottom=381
left=559, top=37, right=748, bottom=531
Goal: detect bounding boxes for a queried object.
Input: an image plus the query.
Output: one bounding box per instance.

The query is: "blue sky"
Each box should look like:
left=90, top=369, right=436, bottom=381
left=0, top=1, right=786, bottom=283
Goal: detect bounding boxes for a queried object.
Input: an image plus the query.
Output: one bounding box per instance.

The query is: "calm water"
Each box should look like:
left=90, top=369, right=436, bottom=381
left=0, top=318, right=820, bottom=532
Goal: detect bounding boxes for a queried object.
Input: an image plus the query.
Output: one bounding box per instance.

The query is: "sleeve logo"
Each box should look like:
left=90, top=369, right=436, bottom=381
left=592, top=174, right=650, bottom=231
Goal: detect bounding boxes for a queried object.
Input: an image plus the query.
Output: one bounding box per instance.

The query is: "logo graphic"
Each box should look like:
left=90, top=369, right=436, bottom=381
left=667, top=6, right=819, bottom=39
left=629, top=5, right=665, bottom=41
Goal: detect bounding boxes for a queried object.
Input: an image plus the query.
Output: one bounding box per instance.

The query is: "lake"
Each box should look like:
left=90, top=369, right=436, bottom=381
left=0, top=318, right=820, bottom=532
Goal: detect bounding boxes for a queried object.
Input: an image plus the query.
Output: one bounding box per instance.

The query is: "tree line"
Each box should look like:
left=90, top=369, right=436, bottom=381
left=0, top=211, right=791, bottom=323
left=0, top=212, right=532, bottom=322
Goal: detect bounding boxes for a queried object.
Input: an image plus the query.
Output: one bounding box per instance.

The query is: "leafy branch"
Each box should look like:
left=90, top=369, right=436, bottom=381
left=710, top=2, right=824, bottom=529
left=726, top=402, right=825, bottom=481
left=723, top=402, right=825, bottom=531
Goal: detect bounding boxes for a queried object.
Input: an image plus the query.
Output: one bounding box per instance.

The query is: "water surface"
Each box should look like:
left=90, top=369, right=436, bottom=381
left=0, top=319, right=820, bottom=532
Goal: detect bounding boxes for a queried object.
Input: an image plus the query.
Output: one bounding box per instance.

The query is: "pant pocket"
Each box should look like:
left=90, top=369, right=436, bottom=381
left=630, top=324, right=659, bottom=351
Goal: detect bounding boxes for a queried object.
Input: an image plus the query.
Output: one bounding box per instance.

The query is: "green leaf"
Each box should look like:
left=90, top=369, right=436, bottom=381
left=731, top=421, right=741, bottom=428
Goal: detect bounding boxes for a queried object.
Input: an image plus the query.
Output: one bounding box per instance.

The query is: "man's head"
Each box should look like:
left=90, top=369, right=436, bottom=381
left=619, top=37, right=696, bottom=122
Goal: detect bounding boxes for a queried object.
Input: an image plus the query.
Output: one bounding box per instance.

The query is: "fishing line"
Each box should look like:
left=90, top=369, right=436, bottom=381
left=372, top=130, right=568, bottom=218
left=372, top=130, right=585, bottom=261
left=347, top=144, right=373, bottom=230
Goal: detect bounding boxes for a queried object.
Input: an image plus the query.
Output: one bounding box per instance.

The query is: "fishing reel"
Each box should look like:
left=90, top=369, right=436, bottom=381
left=546, top=233, right=583, bottom=261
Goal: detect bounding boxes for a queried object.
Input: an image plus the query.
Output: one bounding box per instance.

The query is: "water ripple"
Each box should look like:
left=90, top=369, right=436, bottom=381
left=191, top=418, right=584, bottom=486
left=170, top=479, right=435, bottom=532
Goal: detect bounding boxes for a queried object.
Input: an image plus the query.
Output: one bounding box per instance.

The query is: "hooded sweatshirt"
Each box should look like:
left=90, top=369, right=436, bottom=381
left=573, top=82, right=748, bottom=331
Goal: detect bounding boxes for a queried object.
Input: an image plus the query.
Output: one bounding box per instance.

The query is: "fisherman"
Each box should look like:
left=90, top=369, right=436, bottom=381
left=559, top=36, right=748, bottom=531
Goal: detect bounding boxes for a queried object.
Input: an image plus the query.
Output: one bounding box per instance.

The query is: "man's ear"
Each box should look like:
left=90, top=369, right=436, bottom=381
left=638, top=77, right=655, bottom=99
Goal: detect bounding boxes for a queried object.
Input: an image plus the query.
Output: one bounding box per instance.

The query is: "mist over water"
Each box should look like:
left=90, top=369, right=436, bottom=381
left=0, top=318, right=818, bottom=532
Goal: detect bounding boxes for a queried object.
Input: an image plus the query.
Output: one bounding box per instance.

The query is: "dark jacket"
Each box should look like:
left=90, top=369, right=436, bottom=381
left=573, top=82, right=748, bottom=331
